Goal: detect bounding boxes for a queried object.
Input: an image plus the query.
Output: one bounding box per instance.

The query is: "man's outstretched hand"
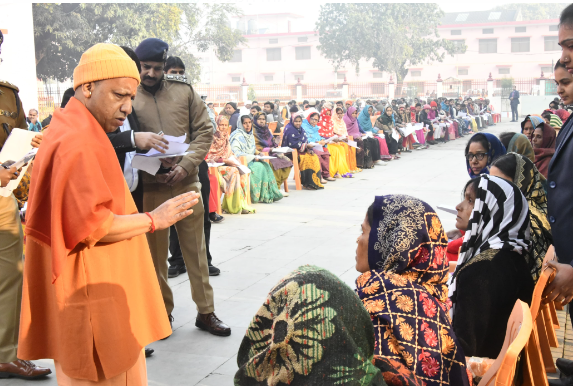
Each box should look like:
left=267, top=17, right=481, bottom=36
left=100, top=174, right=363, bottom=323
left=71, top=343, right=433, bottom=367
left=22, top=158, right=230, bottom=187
left=542, top=260, right=573, bottom=306
left=150, top=192, right=199, bottom=230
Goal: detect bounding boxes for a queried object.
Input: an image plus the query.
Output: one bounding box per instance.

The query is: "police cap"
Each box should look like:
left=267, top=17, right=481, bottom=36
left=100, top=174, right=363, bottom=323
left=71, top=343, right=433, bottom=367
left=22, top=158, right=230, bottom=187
left=135, top=38, right=169, bottom=62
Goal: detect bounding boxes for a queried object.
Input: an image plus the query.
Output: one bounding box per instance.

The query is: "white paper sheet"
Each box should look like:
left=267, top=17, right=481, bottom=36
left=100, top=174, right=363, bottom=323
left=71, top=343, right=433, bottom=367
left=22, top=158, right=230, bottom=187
left=437, top=205, right=458, bottom=215
left=0, top=129, right=37, bottom=197
left=254, top=155, right=277, bottom=160
left=347, top=140, right=358, bottom=148
left=131, top=134, right=193, bottom=175
left=272, top=147, right=291, bottom=153
left=206, top=162, right=225, bottom=168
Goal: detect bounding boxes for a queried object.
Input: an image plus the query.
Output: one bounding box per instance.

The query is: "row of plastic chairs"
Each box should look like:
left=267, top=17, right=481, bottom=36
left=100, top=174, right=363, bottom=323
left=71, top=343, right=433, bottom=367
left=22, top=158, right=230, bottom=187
left=478, top=246, right=563, bottom=386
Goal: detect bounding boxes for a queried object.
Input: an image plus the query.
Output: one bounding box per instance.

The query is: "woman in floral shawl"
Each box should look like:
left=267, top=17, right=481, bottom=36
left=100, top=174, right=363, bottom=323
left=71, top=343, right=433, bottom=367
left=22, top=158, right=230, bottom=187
left=281, top=115, right=325, bottom=190
left=332, top=106, right=361, bottom=173
left=236, top=265, right=424, bottom=386
left=318, top=104, right=353, bottom=178
left=206, top=116, right=254, bottom=214
left=252, top=112, right=293, bottom=192
left=355, top=195, right=469, bottom=386
left=230, top=115, right=284, bottom=203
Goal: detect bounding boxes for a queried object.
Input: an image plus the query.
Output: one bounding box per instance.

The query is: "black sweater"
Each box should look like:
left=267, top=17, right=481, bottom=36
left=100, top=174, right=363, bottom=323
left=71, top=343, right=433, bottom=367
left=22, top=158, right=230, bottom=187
left=452, top=250, right=534, bottom=358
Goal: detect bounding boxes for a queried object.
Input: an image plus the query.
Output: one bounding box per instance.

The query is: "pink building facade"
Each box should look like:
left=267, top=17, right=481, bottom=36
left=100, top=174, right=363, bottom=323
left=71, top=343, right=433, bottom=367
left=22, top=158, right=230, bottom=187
left=197, top=11, right=561, bottom=87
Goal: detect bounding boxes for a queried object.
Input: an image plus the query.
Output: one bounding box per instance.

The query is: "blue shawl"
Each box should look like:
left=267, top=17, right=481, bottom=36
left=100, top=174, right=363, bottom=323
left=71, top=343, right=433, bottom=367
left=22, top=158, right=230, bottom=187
left=466, top=133, right=506, bottom=178
left=358, top=106, right=376, bottom=133
left=301, top=113, right=323, bottom=143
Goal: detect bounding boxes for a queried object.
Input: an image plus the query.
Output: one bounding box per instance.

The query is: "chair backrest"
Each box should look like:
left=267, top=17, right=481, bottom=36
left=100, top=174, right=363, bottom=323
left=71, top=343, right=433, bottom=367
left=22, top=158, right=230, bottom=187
left=268, top=122, right=278, bottom=131
left=542, top=245, right=555, bottom=266
left=529, top=266, right=556, bottom=320
left=228, top=125, right=232, bottom=137
left=478, top=300, right=533, bottom=386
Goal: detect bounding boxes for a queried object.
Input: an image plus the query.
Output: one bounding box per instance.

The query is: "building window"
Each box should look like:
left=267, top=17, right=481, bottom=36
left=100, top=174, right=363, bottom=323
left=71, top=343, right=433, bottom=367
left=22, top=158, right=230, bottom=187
left=452, top=39, right=467, bottom=54
left=295, top=46, right=311, bottom=60
left=231, top=76, right=241, bottom=82
left=542, top=66, right=553, bottom=74
left=337, top=73, right=346, bottom=80
left=482, top=28, right=494, bottom=34
left=411, top=70, right=421, bottom=77
left=451, top=30, right=462, bottom=35
left=269, top=38, right=278, bottom=44
left=373, top=72, right=383, bottom=78
left=298, top=37, right=308, bottom=42
left=544, top=36, right=560, bottom=51
left=515, top=26, right=526, bottom=33
left=458, top=69, right=468, bottom=76
left=511, top=37, right=530, bottom=53
left=479, top=39, right=498, bottom=54
left=294, top=74, right=304, bottom=81
left=266, top=48, right=281, bottom=61
left=498, top=68, right=510, bottom=75
left=549, top=25, right=559, bottom=31
left=264, top=75, right=273, bottom=82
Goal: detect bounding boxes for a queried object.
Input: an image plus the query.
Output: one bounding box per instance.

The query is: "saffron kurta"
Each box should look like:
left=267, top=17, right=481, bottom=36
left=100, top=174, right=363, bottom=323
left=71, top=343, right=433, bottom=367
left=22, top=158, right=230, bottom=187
left=18, top=98, right=171, bottom=382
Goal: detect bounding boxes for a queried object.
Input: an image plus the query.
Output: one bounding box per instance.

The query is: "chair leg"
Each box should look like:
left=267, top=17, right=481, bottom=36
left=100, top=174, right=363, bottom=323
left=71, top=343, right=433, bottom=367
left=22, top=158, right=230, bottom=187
left=284, top=179, right=289, bottom=193
left=292, top=149, right=302, bottom=190
left=543, top=305, right=559, bottom=348
left=549, top=302, right=560, bottom=329
left=525, top=327, right=549, bottom=386
left=536, top=311, right=557, bottom=373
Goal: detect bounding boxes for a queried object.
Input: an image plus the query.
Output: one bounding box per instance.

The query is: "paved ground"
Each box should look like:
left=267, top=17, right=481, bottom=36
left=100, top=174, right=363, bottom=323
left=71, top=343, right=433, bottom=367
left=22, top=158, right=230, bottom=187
left=2, top=120, right=572, bottom=385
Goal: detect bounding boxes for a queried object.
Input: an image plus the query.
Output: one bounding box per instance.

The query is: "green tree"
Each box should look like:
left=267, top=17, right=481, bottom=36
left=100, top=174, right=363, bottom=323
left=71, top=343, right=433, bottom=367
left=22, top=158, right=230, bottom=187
left=33, top=3, right=246, bottom=83
left=315, top=3, right=457, bottom=82
left=492, top=3, right=570, bottom=21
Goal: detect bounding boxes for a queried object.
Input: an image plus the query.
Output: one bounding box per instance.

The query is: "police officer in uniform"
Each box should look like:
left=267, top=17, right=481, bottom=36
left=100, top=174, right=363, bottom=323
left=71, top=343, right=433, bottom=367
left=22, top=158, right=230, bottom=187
left=133, top=38, right=230, bottom=337
left=0, top=30, right=52, bottom=379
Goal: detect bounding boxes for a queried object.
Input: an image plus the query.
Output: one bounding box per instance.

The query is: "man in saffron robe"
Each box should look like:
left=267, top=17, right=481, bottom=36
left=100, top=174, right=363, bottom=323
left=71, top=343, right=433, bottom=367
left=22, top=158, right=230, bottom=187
left=17, top=43, right=199, bottom=385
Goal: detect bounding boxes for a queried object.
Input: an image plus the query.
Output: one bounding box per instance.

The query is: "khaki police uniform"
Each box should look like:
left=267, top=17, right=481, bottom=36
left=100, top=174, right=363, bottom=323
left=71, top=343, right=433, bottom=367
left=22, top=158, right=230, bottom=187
left=0, top=80, right=27, bottom=363
left=133, top=75, right=215, bottom=315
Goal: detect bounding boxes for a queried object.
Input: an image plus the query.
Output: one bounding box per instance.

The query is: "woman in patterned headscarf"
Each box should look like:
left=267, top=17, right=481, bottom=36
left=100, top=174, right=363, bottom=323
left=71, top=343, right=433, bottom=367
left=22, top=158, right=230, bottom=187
left=236, top=265, right=424, bottom=386
left=206, top=116, right=254, bottom=214
left=355, top=195, right=469, bottom=386
left=450, top=175, right=533, bottom=358
left=498, top=132, right=535, bottom=162
left=490, top=153, right=553, bottom=283
left=230, top=114, right=284, bottom=203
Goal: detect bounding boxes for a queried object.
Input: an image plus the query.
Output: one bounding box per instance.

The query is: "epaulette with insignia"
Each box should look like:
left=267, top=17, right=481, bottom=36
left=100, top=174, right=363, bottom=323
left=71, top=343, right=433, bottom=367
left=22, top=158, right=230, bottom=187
left=0, top=80, right=19, bottom=92
left=164, top=74, right=190, bottom=85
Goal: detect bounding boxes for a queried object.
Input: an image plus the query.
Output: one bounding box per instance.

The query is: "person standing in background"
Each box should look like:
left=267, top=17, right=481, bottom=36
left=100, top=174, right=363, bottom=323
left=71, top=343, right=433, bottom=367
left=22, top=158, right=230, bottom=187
left=509, top=85, right=520, bottom=122
left=27, top=109, right=42, bottom=132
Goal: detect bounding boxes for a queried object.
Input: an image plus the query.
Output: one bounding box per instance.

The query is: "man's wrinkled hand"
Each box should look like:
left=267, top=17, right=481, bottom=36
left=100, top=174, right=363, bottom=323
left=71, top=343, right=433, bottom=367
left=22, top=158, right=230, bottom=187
left=160, top=157, right=178, bottom=168
left=135, top=132, right=169, bottom=152
left=165, top=165, right=188, bottom=186
left=0, top=165, right=18, bottom=187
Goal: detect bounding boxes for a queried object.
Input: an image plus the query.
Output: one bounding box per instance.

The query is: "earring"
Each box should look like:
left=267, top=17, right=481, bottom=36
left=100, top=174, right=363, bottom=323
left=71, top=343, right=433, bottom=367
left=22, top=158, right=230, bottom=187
left=89, top=91, right=92, bottom=97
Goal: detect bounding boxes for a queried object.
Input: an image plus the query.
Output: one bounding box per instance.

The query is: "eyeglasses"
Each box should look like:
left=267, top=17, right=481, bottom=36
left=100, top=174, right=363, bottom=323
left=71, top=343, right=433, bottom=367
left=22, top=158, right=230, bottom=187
left=466, top=153, right=488, bottom=161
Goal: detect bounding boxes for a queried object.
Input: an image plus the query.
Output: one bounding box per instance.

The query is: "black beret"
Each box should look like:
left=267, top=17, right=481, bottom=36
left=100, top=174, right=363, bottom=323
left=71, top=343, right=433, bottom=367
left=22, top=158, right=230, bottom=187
left=135, top=38, right=169, bottom=62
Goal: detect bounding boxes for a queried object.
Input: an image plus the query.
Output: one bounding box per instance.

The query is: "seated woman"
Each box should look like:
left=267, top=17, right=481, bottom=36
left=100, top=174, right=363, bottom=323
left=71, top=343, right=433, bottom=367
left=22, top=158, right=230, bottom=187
left=376, top=106, right=401, bottom=158
left=235, top=265, right=429, bottom=386
left=450, top=175, right=534, bottom=358
left=418, top=104, right=438, bottom=146
left=490, top=153, right=553, bottom=283
left=332, top=106, right=361, bottom=174
left=465, top=133, right=506, bottom=178
left=357, top=105, right=388, bottom=164
left=281, top=115, right=324, bottom=190
left=302, top=111, right=335, bottom=182
left=318, top=104, right=354, bottom=178
left=355, top=194, right=469, bottom=385
left=206, top=116, right=254, bottom=214
left=229, top=115, right=284, bottom=203
left=344, top=106, right=375, bottom=169
left=543, top=113, right=563, bottom=133
left=251, top=111, right=293, bottom=195
left=520, top=115, right=546, bottom=141
left=531, top=120, right=557, bottom=178
left=498, top=132, right=535, bottom=162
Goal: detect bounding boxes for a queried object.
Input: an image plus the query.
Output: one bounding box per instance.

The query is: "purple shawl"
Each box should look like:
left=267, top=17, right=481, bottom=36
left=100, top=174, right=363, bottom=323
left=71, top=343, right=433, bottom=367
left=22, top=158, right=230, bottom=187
left=344, top=106, right=361, bottom=137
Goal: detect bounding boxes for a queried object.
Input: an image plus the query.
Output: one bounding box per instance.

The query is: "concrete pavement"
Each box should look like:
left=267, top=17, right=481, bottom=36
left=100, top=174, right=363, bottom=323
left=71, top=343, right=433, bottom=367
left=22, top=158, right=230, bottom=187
left=5, top=119, right=560, bottom=386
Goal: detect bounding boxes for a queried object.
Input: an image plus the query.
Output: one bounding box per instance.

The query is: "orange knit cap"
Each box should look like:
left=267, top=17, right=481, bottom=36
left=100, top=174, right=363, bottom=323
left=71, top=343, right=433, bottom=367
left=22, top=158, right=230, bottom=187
left=73, top=43, right=141, bottom=90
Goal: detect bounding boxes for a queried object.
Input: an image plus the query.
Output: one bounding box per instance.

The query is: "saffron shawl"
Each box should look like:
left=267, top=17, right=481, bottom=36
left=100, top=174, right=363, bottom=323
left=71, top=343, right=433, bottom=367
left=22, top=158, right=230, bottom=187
left=206, top=115, right=232, bottom=160
left=356, top=195, right=469, bottom=386
left=25, top=97, right=126, bottom=282
left=318, top=107, right=334, bottom=138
